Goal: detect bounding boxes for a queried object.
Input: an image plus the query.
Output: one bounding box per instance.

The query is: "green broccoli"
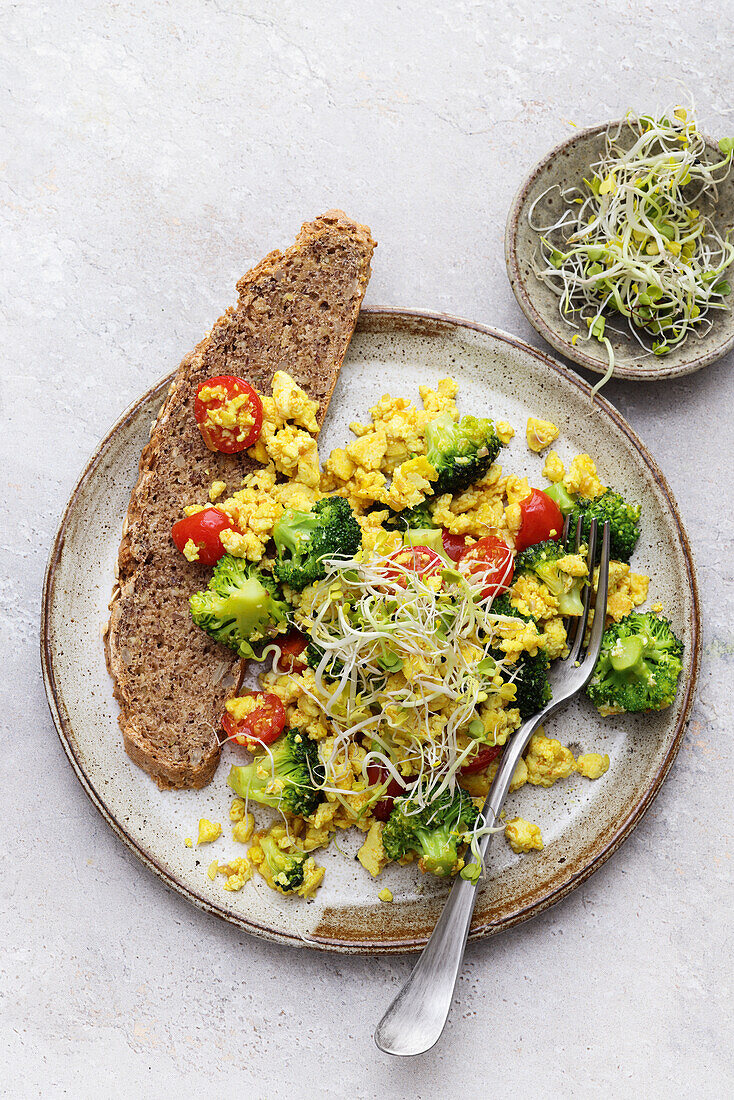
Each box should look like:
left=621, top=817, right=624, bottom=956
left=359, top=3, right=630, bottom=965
left=305, top=640, right=344, bottom=680
left=257, top=833, right=308, bottom=894
left=509, top=649, right=553, bottom=719
left=487, top=595, right=552, bottom=718
left=382, top=783, right=479, bottom=877
left=381, top=501, right=437, bottom=530
left=569, top=489, right=641, bottom=563
left=227, top=729, right=324, bottom=816
left=514, top=540, right=587, bottom=616
left=543, top=482, right=576, bottom=516
left=273, top=496, right=362, bottom=591
left=425, top=411, right=504, bottom=495
left=189, top=555, right=289, bottom=659
left=586, top=611, right=684, bottom=714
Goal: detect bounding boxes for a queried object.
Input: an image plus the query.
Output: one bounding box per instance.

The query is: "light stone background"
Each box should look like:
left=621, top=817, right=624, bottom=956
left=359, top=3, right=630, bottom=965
left=2, top=1, right=732, bottom=1097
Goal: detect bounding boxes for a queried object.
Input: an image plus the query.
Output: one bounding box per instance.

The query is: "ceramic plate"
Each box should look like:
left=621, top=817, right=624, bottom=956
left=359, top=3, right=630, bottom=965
left=505, top=120, right=734, bottom=379
left=41, top=308, right=700, bottom=953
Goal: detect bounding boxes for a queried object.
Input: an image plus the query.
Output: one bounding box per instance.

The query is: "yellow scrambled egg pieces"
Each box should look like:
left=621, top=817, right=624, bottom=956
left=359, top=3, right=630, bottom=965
left=197, top=384, right=255, bottom=445
left=322, top=380, right=459, bottom=510
left=598, top=561, right=650, bottom=622
left=526, top=417, right=559, bottom=453
left=505, top=817, right=544, bottom=853
left=542, top=450, right=565, bottom=482
left=197, top=819, right=222, bottom=845
left=577, top=752, right=610, bottom=779
left=357, top=821, right=389, bottom=877
left=524, top=731, right=577, bottom=787
left=564, top=454, right=605, bottom=499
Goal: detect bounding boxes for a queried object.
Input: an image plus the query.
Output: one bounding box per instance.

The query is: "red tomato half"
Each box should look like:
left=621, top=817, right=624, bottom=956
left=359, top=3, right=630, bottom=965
left=441, top=530, right=469, bottom=562
left=456, top=535, right=514, bottom=599
left=221, top=692, right=286, bottom=747
left=171, top=507, right=235, bottom=566
left=515, top=488, right=564, bottom=553
left=382, top=545, right=444, bottom=586
left=277, top=631, right=309, bottom=673
left=460, top=744, right=503, bottom=775
left=367, top=763, right=405, bottom=821
left=194, top=375, right=263, bottom=453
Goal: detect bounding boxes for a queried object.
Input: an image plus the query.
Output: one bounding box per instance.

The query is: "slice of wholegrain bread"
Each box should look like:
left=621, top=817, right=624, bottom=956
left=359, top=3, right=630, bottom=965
left=105, top=211, right=375, bottom=789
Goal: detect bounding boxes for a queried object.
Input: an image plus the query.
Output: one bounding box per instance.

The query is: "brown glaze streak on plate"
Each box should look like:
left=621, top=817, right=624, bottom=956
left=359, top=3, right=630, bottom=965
left=41, top=308, right=700, bottom=954
left=505, top=120, right=734, bottom=380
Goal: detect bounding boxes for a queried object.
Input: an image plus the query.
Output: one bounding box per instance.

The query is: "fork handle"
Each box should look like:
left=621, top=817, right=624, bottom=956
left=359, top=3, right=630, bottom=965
left=374, top=713, right=545, bottom=1057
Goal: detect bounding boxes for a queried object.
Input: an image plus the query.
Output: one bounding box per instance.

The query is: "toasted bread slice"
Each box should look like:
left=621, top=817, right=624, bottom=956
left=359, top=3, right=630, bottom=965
left=105, top=211, right=375, bottom=789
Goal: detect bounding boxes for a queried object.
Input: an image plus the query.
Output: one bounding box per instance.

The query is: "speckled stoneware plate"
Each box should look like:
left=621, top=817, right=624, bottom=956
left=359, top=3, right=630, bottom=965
left=42, top=308, right=700, bottom=954
left=506, top=120, right=734, bottom=379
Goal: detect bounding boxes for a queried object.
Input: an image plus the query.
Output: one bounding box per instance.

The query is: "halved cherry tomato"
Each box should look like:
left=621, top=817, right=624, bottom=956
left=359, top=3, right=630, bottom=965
left=171, top=507, right=235, bottom=566
left=367, top=763, right=405, bottom=821
left=382, top=545, right=444, bottom=586
left=194, top=375, right=263, bottom=453
left=515, top=488, right=564, bottom=553
left=456, top=535, right=514, bottom=599
left=221, top=692, right=286, bottom=747
left=277, top=630, right=309, bottom=673
left=441, top=530, right=469, bottom=562
left=460, top=744, right=503, bottom=775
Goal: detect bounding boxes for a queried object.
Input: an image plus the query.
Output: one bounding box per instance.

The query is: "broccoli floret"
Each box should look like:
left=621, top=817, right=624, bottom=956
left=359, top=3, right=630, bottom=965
left=490, top=592, right=531, bottom=621
left=569, top=489, right=641, bottom=563
left=257, top=833, right=307, bottom=894
left=425, top=411, right=503, bottom=495
left=227, top=729, right=324, bottom=816
left=586, top=611, right=684, bottom=714
left=273, top=496, right=361, bottom=591
left=382, top=783, right=479, bottom=877
left=543, top=482, right=576, bottom=516
left=305, top=640, right=344, bottom=680
left=189, top=555, right=289, bottom=659
left=510, top=649, right=553, bottom=719
left=487, top=596, right=552, bottom=718
left=515, top=540, right=586, bottom=616
left=381, top=501, right=437, bottom=531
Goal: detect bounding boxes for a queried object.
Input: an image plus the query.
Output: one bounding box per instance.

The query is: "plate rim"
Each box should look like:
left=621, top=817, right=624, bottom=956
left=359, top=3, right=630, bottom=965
left=505, top=118, right=734, bottom=380
left=40, top=306, right=701, bottom=954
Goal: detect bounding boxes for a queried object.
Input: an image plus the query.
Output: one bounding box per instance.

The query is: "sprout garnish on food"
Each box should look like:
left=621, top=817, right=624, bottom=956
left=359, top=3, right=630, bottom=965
left=529, top=105, right=734, bottom=389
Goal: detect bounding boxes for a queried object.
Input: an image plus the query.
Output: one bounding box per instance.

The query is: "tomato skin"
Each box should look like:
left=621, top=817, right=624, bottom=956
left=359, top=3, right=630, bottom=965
left=367, top=763, right=405, bottom=821
left=221, top=692, right=286, bottom=747
left=171, top=507, right=235, bottom=565
left=515, top=489, right=564, bottom=553
left=441, top=530, right=469, bottom=562
left=277, top=631, right=309, bottom=673
left=460, top=744, right=503, bottom=775
left=456, top=535, right=514, bottom=599
left=382, top=545, right=444, bottom=585
left=194, top=375, right=263, bottom=453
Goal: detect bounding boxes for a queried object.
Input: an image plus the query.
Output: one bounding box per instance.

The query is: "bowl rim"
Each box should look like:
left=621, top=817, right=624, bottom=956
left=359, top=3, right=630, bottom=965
left=40, top=305, right=701, bottom=954
left=505, top=117, right=734, bottom=380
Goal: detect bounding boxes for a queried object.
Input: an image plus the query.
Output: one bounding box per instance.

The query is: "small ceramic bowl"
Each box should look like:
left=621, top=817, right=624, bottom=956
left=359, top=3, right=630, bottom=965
left=505, top=119, right=734, bottom=380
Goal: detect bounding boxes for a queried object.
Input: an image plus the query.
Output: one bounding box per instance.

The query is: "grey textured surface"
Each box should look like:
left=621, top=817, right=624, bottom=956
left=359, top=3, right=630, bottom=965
left=2, top=1, right=732, bottom=1097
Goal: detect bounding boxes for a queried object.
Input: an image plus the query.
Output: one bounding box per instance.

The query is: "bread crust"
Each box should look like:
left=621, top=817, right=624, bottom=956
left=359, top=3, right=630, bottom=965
left=105, top=211, right=375, bottom=789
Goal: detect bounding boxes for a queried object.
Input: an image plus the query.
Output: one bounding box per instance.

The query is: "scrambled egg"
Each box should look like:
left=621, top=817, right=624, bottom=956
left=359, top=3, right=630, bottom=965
left=577, top=752, right=610, bottom=779
left=378, top=887, right=393, bottom=902
left=271, top=371, right=320, bottom=433
left=598, top=561, right=650, bottom=622
left=505, top=817, right=544, bottom=853
left=357, top=821, right=389, bottom=876
left=542, top=451, right=565, bottom=482
left=526, top=417, right=559, bottom=453
left=197, top=819, right=222, bottom=845
left=525, top=730, right=576, bottom=787
left=564, top=454, right=605, bottom=499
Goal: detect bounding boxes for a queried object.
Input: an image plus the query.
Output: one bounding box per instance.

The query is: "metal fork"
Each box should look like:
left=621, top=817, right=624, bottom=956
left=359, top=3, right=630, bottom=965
left=374, top=519, right=611, bottom=1057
